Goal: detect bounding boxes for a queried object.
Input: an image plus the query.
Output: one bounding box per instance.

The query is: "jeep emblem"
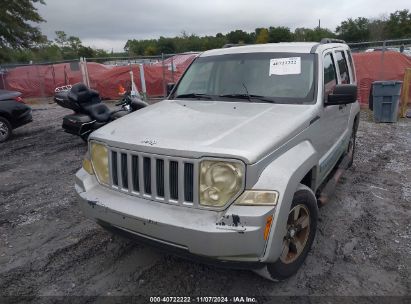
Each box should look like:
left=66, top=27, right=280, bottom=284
left=141, top=139, right=157, bottom=146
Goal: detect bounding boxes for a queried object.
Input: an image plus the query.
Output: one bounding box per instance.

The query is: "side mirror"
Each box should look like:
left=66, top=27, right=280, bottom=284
left=326, top=84, right=357, bottom=106
left=167, top=83, right=175, bottom=96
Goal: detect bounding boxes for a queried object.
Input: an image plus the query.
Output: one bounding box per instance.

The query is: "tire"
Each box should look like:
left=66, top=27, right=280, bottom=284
left=266, top=185, right=318, bottom=280
left=0, top=117, right=12, bottom=143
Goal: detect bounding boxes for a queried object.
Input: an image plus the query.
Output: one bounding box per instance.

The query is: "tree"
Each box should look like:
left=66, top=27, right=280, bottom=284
left=385, top=9, right=411, bottom=39
left=78, top=46, right=95, bottom=58
left=157, top=37, right=176, bottom=54
left=0, top=0, right=45, bottom=62
left=268, top=27, right=293, bottom=43
left=368, top=19, right=388, bottom=41
left=336, top=17, right=370, bottom=42
left=0, top=0, right=45, bottom=48
left=55, top=30, right=69, bottom=48
left=34, top=44, right=62, bottom=61
left=144, top=45, right=157, bottom=56
left=226, top=30, right=253, bottom=44
left=294, top=27, right=336, bottom=42
left=255, top=28, right=269, bottom=44
left=294, top=28, right=312, bottom=41
left=68, top=36, right=82, bottom=52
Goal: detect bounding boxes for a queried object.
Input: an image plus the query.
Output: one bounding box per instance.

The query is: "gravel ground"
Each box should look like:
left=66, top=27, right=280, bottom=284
left=0, top=104, right=410, bottom=302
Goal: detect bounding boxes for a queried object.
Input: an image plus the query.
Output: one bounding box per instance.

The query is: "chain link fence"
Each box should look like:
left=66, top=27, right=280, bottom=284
left=348, top=38, right=411, bottom=55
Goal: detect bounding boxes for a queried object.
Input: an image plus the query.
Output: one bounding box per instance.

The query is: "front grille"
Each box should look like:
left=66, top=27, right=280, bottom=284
left=169, top=161, right=179, bottom=200
left=184, top=163, right=194, bottom=202
left=108, top=148, right=198, bottom=207
left=143, top=157, right=151, bottom=194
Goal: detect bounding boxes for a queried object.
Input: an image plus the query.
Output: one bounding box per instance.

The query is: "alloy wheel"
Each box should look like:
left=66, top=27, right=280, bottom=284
left=280, top=204, right=310, bottom=264
left=0, top=121, right=9, bottom=141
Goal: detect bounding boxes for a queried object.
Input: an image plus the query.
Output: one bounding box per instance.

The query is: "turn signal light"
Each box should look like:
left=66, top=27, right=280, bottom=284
left=264, top=215, right=273, bottom=240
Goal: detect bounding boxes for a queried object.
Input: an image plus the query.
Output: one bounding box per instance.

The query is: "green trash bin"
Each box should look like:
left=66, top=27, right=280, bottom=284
left=372, top=81, right=402, bottom=123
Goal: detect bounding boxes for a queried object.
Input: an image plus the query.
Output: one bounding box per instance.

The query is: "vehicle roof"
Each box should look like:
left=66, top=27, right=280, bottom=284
left=200, top=42, right=348, bottom=57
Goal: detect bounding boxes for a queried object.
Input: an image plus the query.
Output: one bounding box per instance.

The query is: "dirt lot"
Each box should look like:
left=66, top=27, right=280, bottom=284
left=0, top=104, right=410, bottom=301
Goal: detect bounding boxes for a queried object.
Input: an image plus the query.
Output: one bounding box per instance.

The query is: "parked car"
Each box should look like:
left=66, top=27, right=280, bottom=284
left=75, top=39, right=360, bottom=280
left=0, top=90, right=32, bottom=143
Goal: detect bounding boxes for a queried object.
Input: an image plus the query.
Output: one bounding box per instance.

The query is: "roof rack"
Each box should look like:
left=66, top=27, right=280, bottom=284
left=320, top=38, right=346, bottom=44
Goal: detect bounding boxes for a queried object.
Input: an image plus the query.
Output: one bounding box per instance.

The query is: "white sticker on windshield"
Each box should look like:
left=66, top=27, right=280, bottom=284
left=269, top=57, right=301, bottom=75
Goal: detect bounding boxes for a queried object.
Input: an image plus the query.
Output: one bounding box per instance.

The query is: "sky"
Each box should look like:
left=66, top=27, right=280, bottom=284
left=36, top=0, right=410, bottom=52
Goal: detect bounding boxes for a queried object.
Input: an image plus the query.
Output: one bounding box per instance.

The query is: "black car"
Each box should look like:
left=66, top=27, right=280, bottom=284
left=0, top=89, right=32, bottom=143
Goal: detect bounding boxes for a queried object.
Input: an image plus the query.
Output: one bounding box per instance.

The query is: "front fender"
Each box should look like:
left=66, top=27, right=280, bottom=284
left=251, top=140, right=318, bottom=263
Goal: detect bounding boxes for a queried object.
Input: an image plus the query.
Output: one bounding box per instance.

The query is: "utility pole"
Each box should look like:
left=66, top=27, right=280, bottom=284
left=318, top=19, right=321, bottom=29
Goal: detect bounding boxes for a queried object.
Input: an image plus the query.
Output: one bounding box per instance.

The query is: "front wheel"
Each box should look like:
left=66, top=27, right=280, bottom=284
left=266, top=185, right=318, bottom=280
left=0, top=117, right=12, bottom=143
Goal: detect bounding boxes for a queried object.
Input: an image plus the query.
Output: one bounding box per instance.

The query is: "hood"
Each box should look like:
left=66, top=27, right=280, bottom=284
left=91, top=100, right=316, bottom=164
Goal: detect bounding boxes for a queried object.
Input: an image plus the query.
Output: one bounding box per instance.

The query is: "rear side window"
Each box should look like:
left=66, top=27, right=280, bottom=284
left=346, top=50, right=356, bottom=82
left=335, top=51, right=350, bottom=84
left=323, top=53, right=337, bottom=96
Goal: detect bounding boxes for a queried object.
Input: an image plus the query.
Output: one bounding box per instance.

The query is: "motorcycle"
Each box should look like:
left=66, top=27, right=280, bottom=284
left=54, top=83, right=147, bottom=141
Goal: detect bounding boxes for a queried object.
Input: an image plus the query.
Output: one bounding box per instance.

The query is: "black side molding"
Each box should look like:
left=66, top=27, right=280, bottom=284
left=309, top=115, right=320, bottom=125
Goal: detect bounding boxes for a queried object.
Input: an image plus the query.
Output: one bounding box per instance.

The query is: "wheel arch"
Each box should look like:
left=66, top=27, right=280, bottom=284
left=251, top=140, right=319, bottom=263
left=0, top=111, right=12, bottom=122
left=300, top=166, right=318, bottom=192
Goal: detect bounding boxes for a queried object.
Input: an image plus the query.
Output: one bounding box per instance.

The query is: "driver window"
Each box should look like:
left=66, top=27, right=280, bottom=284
left=323, top=53, right=337, bottom=98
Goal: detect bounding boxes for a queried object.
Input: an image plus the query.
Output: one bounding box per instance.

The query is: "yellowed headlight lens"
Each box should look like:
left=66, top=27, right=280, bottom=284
left=200, top=160, right=244, bottom=207
left=90, top=142, right=109, bottom=185
left=82, top=157, right=94, bottom=175
left=234, top=190, right=279, bottom=206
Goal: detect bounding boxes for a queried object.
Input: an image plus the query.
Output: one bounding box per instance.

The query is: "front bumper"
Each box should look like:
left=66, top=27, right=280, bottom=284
left=75, top=168, right=274, bottom=262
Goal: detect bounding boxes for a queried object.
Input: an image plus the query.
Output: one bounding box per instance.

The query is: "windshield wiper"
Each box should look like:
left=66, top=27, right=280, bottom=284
left=219, top=94, right=276, bottom=103
left=242, top=82, right=252, bottom=102
left=175, top=93, right=213, bottom=99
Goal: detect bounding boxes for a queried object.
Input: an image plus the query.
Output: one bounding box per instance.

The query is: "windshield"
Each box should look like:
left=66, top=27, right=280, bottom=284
left=173, top=52, right=316, bottom=104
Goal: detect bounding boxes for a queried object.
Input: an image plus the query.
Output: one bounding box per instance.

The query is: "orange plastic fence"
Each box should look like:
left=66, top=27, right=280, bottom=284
left=2, top=53, right=198, bottom=99
left=353, top=51, right=411, bottom=105
left=2, top=52, right=411, bottom=105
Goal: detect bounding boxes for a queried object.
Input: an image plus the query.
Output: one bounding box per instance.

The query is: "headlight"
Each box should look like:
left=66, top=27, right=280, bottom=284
left=82, top=152, right=94, bottom=175
left=199, top=160, right=244, bottom=207
left=234, top=190, right=279, bottom=206
left=90, top=142, right=109, bottom=185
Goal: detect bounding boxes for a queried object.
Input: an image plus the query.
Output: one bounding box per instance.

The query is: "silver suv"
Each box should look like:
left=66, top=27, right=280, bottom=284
left=75, top=39, right=360, bottom=280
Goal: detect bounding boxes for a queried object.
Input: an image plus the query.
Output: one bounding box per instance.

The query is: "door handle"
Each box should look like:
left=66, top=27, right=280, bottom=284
left=339, top=104, right=345, bottom=110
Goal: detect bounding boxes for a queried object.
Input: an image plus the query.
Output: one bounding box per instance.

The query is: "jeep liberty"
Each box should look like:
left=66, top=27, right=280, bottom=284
left=75, top=39, right=360, bottom=280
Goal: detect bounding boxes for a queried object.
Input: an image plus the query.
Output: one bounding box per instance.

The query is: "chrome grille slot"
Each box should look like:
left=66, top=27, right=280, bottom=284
left=121, top=153, right=128, bottom=189
left=111, top=151, right=118, bottom=186
left=107, top=147, right=198, bottom=207
left=143, top=157, right=152, bottom=194
left=184, top=163, right=194, bottom=202
left=169, top=161, right=179, bottom=200
left=132, top=155, right=139, bottom=192
left=156, top=159, right=165, bottom=197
